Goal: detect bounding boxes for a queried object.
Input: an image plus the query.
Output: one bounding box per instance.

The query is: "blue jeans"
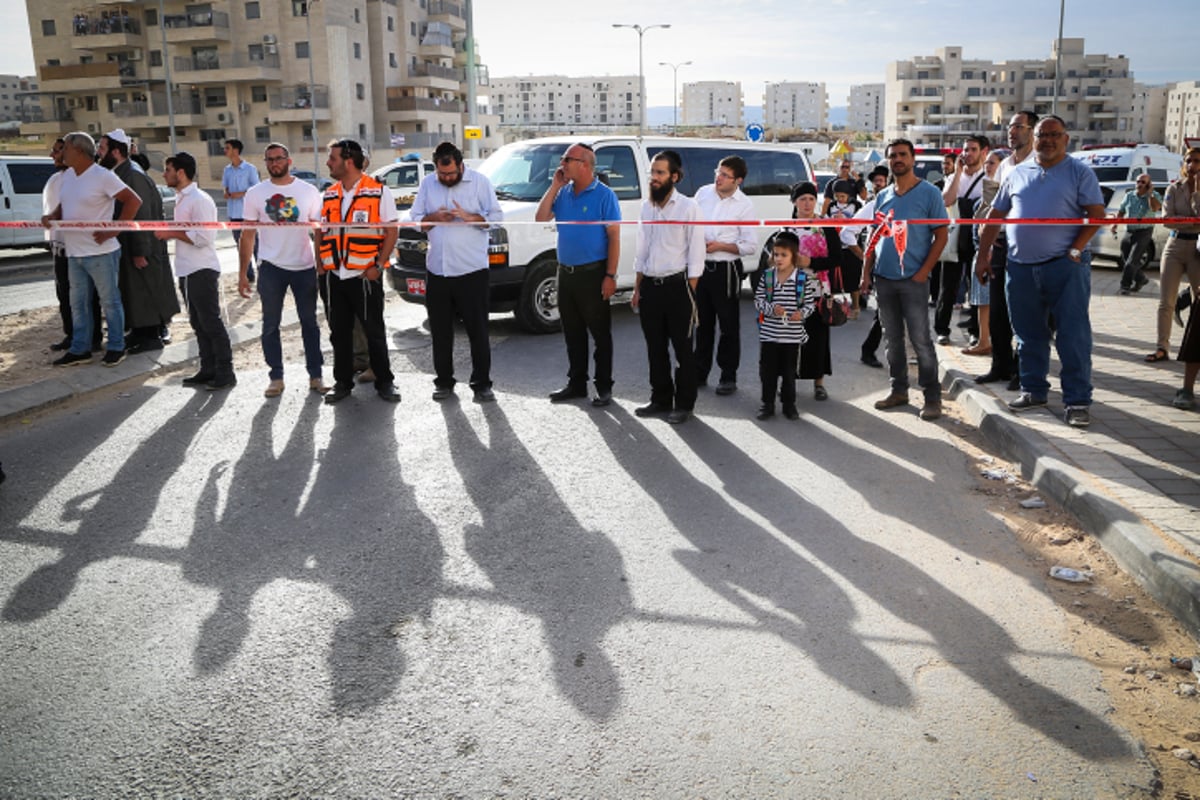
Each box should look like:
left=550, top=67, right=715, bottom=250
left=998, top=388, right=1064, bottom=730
left=257, top=261, right=324, bottom=380
left=1006, top=254, right=1092, bottom=406
left=875, top=275, right=940, bottom=402
left=68, top=250, right=124, bottom=354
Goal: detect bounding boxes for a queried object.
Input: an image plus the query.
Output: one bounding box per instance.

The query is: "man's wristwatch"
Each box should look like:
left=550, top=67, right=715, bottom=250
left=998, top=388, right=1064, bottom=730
left=605, top=273, right=616, bottom=280
left=1068, top=248, right=1082, bottom=260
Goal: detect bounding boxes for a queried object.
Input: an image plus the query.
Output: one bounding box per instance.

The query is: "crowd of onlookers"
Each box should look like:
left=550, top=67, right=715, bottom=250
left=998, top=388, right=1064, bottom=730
left=72, top=9, right=136, bottom=36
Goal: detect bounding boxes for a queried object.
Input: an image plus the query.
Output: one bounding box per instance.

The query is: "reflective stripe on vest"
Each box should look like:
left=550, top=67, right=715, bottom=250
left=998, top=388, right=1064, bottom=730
left=319, top=176, right=386, bottom=272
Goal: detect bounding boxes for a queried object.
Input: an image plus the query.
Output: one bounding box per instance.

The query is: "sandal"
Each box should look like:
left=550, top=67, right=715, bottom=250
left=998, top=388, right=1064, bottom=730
left=1145, top=348, right=1168, bottom=363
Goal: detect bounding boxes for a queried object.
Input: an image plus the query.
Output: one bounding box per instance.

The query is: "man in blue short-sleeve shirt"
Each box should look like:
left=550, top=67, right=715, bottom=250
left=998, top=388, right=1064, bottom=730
left=861, top=138, right=949, bottom=421
left=535, top=142, right=621, bottom=407
left=977, top=115, right=1105, bottom=429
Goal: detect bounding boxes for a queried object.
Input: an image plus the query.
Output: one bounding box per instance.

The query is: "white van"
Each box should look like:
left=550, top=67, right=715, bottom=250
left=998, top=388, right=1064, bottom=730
left=1071, top=144, right=1182, bottom=187
left=371, top=158, right=434, bottom=212
left=0, top=156, right=58, bottom=249
left=388, top=136, right=814, bottom=333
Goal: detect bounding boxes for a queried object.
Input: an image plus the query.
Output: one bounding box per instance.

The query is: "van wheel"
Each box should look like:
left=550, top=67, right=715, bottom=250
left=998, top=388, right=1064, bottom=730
left=517, top=259, right=561, bottom=334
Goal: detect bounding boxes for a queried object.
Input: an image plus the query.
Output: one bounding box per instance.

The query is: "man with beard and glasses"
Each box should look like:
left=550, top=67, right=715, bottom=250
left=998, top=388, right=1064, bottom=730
left=631, top=150, right=706, bottom=425
left=315, top=138, right=402, bottom=405
left=98, top=128, right=180, bottom=354
left=239, top=142, right=328, bottom=398
left=976, top=115, right=1105, bottom=429
left=155, top=152, right=235, bottom=390
left=410, top=141, right=503, bottom=402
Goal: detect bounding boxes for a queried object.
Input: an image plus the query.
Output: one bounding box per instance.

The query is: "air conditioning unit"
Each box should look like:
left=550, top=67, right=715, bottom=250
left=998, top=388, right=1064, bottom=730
left=217, top=112, right=232, bottom=123
left=87, top=123, right=99, bottom=133
left=127, top=50, right=143, bottom=62
left=264, top=44, right=278, bottom=55
left=263, top=35, right=277, bottom=44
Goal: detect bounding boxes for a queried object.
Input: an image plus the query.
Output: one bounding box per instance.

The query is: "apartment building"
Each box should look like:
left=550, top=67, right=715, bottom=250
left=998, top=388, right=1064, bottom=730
left=762, top=81, right=826, bottom=131
left=1163, top=81, right=1200, bottom=155
left=0, top=75, right=43, bottom=125
left=680, top=81, right=742, bottom=128
left=488, top=75, right=640, bottom=128
left=885, top=40, right=1145, bottom=149
left=24, top=0, right=500, bottom=181
left=847, top=83, right=884, bottom=133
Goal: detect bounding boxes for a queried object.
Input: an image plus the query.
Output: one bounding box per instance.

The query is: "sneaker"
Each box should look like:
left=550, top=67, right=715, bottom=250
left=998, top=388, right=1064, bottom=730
left=920, top=400, right=943, bottom=421
left=874, top=392, right=909, bottom=410
left=52, top=351, right=92, bottom=367
left=1008, top=393, right=1047, bottom=411
left=1173, top=388, right=1195, bottom=410
left=1064, top=406, right=1090, bottom=428
left=101, top=349, right=126, bottom=367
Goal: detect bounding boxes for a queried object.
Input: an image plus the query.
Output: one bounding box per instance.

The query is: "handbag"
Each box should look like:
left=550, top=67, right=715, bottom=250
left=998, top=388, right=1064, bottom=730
left=816, top=267, right=851, bottom=327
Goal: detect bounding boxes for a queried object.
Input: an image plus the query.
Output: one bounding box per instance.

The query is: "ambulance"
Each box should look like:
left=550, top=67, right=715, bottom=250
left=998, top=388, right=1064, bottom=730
left=1071, top=144, right=1182, bottom=187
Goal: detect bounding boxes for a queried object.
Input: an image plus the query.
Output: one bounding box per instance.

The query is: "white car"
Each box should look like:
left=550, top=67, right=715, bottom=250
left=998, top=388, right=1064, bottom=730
left=1090, top=181, right=1169, bottom=273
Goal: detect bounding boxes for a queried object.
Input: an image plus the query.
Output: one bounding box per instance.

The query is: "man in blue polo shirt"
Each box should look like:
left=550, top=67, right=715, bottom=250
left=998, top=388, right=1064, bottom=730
left=535, top=142, right=621, bottom=407
left=861, top=138, right=950, bottom=421
left=976, top=115, right=1105, bottom=429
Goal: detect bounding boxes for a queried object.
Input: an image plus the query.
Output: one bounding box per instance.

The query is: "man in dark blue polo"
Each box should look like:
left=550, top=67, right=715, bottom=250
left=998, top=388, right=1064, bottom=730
left=535, top=142, right=621, bottom=407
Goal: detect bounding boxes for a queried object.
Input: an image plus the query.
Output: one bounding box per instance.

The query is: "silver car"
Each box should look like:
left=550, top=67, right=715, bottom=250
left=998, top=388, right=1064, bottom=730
left=1091, top=181, right=1169, bottom=272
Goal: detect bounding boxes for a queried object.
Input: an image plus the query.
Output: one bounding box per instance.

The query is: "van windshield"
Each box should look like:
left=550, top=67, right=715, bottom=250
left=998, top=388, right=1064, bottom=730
left=477, top=143, right=569, bottom=201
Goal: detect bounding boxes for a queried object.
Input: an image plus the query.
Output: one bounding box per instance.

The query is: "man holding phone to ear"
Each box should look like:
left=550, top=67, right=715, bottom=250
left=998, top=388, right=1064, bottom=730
left=535, top=142, right=621, bottom=407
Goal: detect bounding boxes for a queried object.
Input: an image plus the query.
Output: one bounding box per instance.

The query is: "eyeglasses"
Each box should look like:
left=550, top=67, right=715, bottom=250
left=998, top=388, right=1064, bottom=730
left=1008, top=123, right=1030, bottom=130
left=1035, top=132, right=1066, bottom=139
left=264, top=155, right=289, bottom=162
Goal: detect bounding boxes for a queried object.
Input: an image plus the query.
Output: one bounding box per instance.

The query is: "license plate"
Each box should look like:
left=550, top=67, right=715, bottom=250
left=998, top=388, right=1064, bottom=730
left=406, top=278, right=426, bottom=296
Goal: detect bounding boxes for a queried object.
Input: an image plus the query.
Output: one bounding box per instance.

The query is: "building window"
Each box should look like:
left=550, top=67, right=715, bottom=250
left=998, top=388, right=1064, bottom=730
left=354, top=8, right=360, bottom=23
left=149, top=50, right=163, bottom=67
left=353, top=43, right=361, bottom=60
left=358, top=123, right=366, bottom=138
left=254, top=126, right=270, bottom=143
left=41, top=19, right=55, bottom=36
left=296, top=41, right=309, bottom=58
left=356, top=83, right=365, bottom=100
left=387, top=16, right=394, bottom=31
left=251, top=85, right=267, bottom=103
left=389, top=53, right=397, bottom=68
left=144, top=9, right=158, bottom=26
left=245, top=2, right=260, bottom=19
left=292, top=1, right=308, bottom=16
left=410, top=21, right=416, bottom=36
left=248, top=43, right=264, bottom=61
left=302, top=124, right=313, bottom=140
left=205, top=87, right=228, bottom=108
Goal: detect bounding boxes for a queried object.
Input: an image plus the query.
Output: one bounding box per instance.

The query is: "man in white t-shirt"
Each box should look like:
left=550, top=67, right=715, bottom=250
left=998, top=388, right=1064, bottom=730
left=238, top=142, right=328, bottom=398
left=41, top=131, right=142, bottom=367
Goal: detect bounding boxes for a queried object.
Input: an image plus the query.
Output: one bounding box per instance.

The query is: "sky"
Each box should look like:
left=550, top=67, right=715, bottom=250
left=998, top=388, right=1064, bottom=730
left=2, top=0, right=1194, bottom=108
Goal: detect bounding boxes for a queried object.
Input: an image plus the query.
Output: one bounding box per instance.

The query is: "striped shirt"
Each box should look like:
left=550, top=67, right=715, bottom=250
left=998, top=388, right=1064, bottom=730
left=755, top=267, right=817, bottom=344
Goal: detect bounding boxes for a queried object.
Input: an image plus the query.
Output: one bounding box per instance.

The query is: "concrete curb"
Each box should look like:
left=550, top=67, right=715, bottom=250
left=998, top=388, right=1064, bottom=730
left=0, top=313, right=281, bottom=425
left=941, top=366, right=1200, bottom=640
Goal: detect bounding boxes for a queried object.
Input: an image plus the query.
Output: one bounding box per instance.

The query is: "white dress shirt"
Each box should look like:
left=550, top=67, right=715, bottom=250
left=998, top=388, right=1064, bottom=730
left=171, top=182, right=220, bottom=277
left=694, top=184, right=757, bottom=262
left=634, top=190, right=707, bottom=279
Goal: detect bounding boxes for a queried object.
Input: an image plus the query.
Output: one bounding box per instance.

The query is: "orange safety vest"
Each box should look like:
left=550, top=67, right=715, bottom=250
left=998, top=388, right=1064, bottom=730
left=318, top=175, right=387, bottom=272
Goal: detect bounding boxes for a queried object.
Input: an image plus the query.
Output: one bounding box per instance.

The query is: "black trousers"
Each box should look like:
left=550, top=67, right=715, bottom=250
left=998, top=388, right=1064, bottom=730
left=638, top=275, right=697, bottom=411
left=988, top=243, right=1017, bottom=378
left=934, top=255, right=967, bottom=336
left=557, top=261, right=612, bottom=392
left=861, top=310, right=882, bottom=358
left=325, top=272, right=394, bottom=389
left=426, top=269, right=491, bottom=390
left=179, top=271, right=233, bottom=380
left=54, top=251, right=101, bottom=346
left=759, top=341, right=799, bottom=408
left=694, top=261, right=741, bottom=383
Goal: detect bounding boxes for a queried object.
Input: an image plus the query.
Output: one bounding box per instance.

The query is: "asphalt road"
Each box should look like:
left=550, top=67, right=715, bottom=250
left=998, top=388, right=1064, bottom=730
left=0, top=300, right=1154, bottom=797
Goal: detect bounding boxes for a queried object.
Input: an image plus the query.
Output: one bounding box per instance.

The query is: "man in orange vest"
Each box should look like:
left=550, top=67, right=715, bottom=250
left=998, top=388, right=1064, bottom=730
left=314, top=139, right=401, bottom=404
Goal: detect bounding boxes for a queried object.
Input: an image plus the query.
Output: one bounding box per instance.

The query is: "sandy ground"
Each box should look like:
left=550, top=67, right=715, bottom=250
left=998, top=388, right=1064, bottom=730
left=3, top=292, right=1199, bottom=795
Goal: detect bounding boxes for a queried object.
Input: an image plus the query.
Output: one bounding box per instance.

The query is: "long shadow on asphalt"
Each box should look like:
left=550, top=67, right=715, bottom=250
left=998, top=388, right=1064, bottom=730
left=441, top=399, right=630, bottom=722
left=589, top=404, right=914, bottom=709
left=2, top=388, right=230, bottom=623
left=184, top=391, right=443, bottom=716
left=654, top=412, right=1133, bottom=761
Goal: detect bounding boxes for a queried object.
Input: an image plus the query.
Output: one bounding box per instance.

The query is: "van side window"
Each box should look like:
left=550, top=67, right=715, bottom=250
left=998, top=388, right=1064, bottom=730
left=741, top=151, right=808, bottom=196
left=594, top=146, right=640, bottom=201
left=1147, top=168, right=1168, bottom=183
left=9, top=163, right=59, bottom=195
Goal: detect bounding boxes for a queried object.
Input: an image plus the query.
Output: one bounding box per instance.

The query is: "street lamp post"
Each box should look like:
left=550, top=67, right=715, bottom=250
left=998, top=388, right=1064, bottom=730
left=612, top=23, right=670, bottom=135
left=305, top=0, right=320, bottom=176
left=658, top=60, right=691, bottom=135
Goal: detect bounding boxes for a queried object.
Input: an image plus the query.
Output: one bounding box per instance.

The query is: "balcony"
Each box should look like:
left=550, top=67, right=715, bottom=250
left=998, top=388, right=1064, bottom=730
left=71, top=14, right=142, bottom=49
left=427, top=0, right=466, bottom=30
left=111, top=92, right=205, bottom=126
left=268, top=85, right=332, bottom=123
left=385, top=95, right=463, bottom=122
left=163, top=10, right=231, bottom=43
left=407, top=62, right=463, bottom=90
left=40, top=61, right=130, bottom=92
left=172, top=52, right=280, bottom=82
left=419, top=21, right=455, bottom=59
